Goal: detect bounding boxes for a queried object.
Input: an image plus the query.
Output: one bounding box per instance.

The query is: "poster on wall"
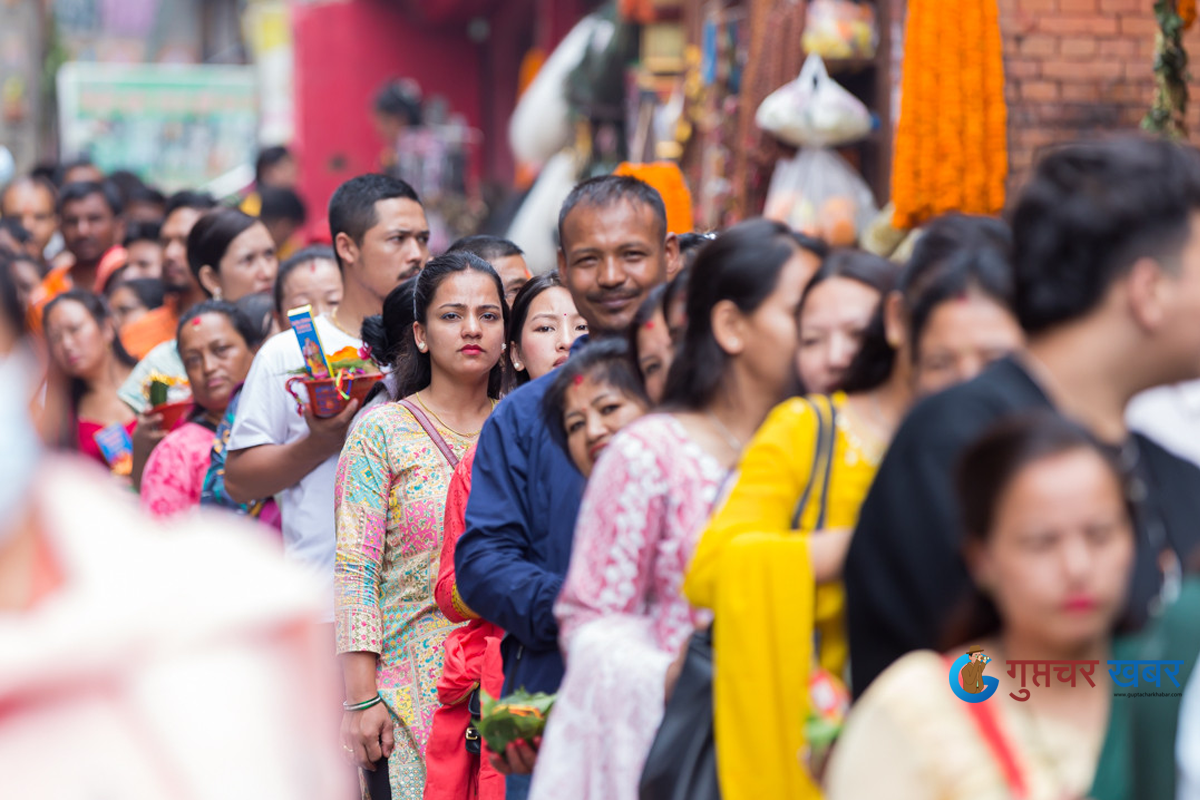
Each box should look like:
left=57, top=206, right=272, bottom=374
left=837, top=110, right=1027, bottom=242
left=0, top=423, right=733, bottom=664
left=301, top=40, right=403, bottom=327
left=57, top=62, right=259, bottom=192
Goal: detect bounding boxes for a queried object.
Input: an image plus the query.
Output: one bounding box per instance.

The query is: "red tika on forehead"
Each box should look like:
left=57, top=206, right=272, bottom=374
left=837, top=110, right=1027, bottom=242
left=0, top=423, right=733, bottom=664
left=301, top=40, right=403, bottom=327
left=191, top=317, right=203, bottom=326
left=644, top=320, right=655, bottom=329
left=573, top=374, right=585, bottom=386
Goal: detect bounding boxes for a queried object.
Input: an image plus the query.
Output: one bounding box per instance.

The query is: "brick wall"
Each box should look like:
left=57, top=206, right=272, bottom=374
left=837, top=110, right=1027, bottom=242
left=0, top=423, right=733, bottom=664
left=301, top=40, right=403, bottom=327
left=997, top=0, right=1200, bottom=191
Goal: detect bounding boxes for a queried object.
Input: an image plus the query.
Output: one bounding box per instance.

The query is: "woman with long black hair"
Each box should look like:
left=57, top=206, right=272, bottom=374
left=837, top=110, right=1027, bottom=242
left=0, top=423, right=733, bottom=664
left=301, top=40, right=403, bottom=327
left=336, top=251, right=508, bottom=799
left=43, top=290, right=137, bottom=473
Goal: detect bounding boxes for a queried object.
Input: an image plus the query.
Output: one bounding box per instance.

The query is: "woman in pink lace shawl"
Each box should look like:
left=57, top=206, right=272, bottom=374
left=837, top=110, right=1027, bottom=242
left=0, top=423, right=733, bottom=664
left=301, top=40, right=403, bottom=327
left=528, top=221, right=825, bottom=800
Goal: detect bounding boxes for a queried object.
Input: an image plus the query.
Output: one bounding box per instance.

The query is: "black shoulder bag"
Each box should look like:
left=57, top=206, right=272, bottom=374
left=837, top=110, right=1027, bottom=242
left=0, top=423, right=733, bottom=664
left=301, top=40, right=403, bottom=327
left=638, top=397, right=837, bottom=800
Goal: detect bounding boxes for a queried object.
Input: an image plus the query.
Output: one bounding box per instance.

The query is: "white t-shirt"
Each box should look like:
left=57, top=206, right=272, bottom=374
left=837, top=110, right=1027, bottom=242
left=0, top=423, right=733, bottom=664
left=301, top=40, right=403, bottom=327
left=1127, top=380, right=1200, bottom=469
left=227, top=316, right=361, bottom=620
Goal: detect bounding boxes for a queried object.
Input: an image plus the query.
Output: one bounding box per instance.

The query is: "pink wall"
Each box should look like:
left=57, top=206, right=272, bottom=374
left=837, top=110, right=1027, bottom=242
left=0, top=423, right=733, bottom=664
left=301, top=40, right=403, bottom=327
left=291, top=0, right=484, bottom=240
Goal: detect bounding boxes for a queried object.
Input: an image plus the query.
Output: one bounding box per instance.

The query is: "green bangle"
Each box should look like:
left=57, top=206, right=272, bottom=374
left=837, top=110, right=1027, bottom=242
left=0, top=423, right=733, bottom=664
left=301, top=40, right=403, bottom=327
left=343, top=693, right=382, bottom=712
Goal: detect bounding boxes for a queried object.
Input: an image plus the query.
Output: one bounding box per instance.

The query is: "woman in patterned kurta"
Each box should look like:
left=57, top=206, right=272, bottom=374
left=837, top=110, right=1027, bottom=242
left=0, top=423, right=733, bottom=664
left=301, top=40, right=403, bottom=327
left=336, top=404, right=477, bottom=795
left=335, top=252, right=508, bottom=800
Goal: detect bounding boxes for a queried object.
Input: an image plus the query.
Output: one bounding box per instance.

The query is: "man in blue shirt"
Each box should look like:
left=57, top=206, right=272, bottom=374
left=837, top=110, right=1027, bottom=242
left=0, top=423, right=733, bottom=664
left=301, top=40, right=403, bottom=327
left=455, top=175, right=679, bottom=793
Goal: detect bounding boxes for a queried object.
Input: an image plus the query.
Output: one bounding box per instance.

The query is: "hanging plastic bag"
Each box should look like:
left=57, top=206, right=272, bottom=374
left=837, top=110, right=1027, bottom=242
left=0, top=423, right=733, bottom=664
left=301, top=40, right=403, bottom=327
left=763, top=148, right=878, bottom=247
left=802, top=0, right=878, bottom=60
left=506, top=150, right=579, bottom=274
left=509, top=14, right=614, bottom=167
left=755, top=55, right=872, bottom=148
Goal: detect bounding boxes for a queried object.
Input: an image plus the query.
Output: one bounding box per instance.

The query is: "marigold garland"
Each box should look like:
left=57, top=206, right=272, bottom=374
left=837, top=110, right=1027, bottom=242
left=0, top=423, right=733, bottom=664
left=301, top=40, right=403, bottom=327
left=1181, top=0, right=1197, bottom=29
left=892, top=0, right=1008, bottom=229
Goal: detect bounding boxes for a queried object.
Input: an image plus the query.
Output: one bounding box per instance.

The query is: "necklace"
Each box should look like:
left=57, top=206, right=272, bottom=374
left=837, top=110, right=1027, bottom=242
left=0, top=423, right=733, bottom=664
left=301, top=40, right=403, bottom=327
left=706, top=409, right=744, bottom=454
left=414, top=391, right=492, bottom=438
left=327, top=309, right=359, bottom=340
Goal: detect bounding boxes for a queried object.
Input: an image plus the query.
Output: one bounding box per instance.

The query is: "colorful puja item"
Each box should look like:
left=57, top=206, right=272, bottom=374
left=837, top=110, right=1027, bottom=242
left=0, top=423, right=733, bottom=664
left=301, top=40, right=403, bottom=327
left=93, top=423, right=134, bottom=477
left=802, top=666, right=851, bottom=780
left=475, top=690, right=556, bottom=755
left=285, top=306, right=381, bottom=418
left=143, top=372, right=193, bottom=432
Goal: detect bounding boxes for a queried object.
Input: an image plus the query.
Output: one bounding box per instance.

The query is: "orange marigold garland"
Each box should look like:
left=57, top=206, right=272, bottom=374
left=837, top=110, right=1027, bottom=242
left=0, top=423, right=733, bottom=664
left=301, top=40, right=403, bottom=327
left=892, top=0, right=1008, bottom=228
left=961, top=0, right=987, bottom=214
left=913, top=0, right=938, bottom=226
left=934, top=0, right=965, bottom=215
left=890, top=0, right=921, bottom=229
left=981, top=0, right=1009, bottom=213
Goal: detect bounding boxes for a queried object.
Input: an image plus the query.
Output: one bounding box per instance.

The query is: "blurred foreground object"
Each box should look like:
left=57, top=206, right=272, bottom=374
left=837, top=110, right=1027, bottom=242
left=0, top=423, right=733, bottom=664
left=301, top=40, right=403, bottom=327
left=0, top=459, right=350, bottom=799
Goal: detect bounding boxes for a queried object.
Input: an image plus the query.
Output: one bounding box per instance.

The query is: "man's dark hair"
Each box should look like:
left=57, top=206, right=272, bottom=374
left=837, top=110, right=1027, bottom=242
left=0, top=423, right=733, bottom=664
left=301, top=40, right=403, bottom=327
left=110, top=277, right=166, bottom=311
left=164, top=190, right=218, bottom=219
left=29, top=163, right=58, bottom=187
left=557, top=175, right=668, bottom=248
left=123, top=219, right=162, bottom=248
left=127, top=183, right=167, bottom=211
left=259, top=186, right=308, bottom=225
left=59, top=180, right=123, bottom=217
left=107, top=170, right=145, bottom=203
left=255, top=145, right=292, bottom=187
left=327, top=174, right=421, bottom=269
left=374, top=81, right=423, bottom=126
left=447, top=234, right=523, bottom=264
left=1012, top=136, right=1200, bottom=334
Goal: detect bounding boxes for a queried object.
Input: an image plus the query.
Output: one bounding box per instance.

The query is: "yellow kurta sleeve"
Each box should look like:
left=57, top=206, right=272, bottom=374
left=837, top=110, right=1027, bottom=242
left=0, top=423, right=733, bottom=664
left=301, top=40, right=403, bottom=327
left=683, top=397, right=828, bottom=800
left=683, top=397, right=823, bottom=610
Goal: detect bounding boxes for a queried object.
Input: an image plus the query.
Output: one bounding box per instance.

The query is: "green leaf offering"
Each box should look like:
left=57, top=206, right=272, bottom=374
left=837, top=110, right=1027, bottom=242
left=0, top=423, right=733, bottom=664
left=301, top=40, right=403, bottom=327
left=475, top=689, right=556, bottom=754
left=148, top=379, right=169, bottom=408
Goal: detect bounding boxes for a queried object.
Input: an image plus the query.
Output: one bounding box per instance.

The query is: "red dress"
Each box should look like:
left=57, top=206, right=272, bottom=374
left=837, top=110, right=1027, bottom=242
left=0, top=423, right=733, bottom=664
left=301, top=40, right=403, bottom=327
left=424, top=444, right=506, bottom=800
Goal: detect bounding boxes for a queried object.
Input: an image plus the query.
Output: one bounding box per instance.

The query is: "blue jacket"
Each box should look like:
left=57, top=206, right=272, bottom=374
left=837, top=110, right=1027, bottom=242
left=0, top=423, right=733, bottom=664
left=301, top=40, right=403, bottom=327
left=455, top=371, right=586, bottom=695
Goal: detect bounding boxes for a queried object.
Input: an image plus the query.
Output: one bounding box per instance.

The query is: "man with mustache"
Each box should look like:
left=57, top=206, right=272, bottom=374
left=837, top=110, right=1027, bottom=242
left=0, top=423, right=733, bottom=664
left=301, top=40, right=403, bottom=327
left=223, top=174, right=429, bottom=637
left=28, top=181, right=126, bottom=330
left=56, top=181, right=125, bottom=295
left=452, top=175, right=678, bottom=798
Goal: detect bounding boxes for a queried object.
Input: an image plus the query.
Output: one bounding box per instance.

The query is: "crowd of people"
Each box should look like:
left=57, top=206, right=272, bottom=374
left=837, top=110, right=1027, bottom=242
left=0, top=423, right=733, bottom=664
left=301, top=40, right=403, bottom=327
left=3, top=134, right=1200, bottom=800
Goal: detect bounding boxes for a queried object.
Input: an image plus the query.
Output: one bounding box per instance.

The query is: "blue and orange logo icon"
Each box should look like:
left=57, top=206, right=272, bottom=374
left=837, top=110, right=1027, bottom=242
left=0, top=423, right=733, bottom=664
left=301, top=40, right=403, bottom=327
left=949, top=645, right=999, bottom=703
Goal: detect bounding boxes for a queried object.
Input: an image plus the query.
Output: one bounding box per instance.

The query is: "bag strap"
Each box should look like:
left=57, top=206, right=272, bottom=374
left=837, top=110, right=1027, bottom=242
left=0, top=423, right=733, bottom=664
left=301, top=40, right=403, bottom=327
left=814, top=396, right=838, bottom=530
left=397, top=398, right=459, bottom=469
left=790, top=395, right=838, bottom=531
left=946, top=658, right=1029, bottom=798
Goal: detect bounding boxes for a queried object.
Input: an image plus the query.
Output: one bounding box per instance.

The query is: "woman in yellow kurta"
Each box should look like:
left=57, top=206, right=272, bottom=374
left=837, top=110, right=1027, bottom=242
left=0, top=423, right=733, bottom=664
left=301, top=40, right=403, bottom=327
left=684, top=222, right=1024, bottom=798
left=684, top=251, right=910, bottom=800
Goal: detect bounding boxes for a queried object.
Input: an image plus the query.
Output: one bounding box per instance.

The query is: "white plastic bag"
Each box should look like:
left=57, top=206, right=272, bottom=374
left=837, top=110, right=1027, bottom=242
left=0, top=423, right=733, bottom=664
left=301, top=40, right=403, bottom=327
left=506, top=151, right=579, bottom=274
left=509, top=14, right=614, bottom=167
left=755, top=55, right=872, bottom=148
left=763, top=148, right=878, bottom=246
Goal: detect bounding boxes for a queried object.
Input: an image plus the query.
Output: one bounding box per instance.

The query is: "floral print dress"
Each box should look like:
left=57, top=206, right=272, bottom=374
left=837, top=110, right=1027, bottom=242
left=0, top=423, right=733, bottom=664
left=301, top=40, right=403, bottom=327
left=335, top=401, right=475, bottom=798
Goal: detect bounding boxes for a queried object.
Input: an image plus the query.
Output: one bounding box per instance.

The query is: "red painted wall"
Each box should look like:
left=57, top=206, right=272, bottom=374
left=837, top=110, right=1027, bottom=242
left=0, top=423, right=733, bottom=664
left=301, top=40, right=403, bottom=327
left=291, top=0, right=484, bottom=240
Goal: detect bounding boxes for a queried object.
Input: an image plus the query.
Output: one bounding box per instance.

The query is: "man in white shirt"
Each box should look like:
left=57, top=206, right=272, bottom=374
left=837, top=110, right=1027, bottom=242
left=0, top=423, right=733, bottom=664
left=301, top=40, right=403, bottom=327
left=224, top=174, right=430, bottom=615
